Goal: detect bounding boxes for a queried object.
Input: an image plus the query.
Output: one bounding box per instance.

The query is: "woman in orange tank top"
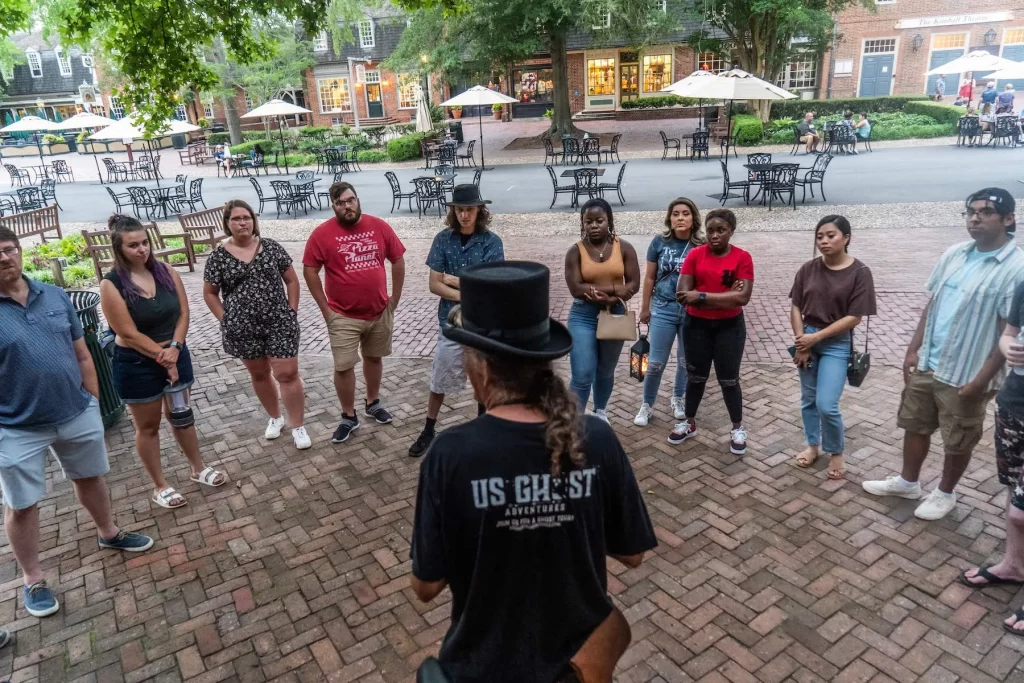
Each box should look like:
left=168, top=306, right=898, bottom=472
left=564, top=198, right=641, bottom=422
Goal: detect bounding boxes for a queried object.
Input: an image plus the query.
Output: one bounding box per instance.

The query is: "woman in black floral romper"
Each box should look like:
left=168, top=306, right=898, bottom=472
left=203, top=200, right=311, bottom=449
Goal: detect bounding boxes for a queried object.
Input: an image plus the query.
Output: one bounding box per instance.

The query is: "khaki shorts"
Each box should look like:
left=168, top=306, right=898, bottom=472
left=897, top=370, right=994, bottom=456
left=800, top=134, right=817, bottom=143
left=327, top=304, right=394, bottom=372
left=429, top=327, right=466, bottom=394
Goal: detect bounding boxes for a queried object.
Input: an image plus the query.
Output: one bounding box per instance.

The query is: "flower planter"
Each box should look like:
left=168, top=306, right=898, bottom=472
left=452, top=109, right=463, bottom=120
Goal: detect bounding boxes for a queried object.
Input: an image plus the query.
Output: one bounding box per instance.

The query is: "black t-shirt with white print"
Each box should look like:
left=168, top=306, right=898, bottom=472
left=411, top=414, right=657, bottom=683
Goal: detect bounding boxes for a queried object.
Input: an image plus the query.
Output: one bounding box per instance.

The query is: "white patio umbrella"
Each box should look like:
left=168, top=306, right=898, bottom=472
left=925, top=50, right=1021, bottom=104
left=1, top=115, right=59, bottom=171
left=90, top=115, right=201, bottom=187
left=985, top=61, right=1024, bottom=81
left=661, top=69, right=717, bottom=128
left=415, top=86, right=433, bottom=134
left=53, top=112, right=117, bottom=183
left=440, top=85, right=517, bottom=170
left=662, top=68, right=797, bottom=158
left=240, top=99, right=312, bottom=175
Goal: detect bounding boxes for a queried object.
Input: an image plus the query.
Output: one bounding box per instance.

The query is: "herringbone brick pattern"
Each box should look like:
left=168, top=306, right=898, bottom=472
left=4, top=225, right=1022, bottom=682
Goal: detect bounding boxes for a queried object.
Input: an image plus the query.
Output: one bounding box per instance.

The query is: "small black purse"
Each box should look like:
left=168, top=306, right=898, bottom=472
left=847, top=316, right=870, bottom=387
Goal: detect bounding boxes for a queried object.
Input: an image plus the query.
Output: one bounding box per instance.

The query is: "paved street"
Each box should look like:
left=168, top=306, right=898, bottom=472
left=7, top=219, right=1024, bottom=683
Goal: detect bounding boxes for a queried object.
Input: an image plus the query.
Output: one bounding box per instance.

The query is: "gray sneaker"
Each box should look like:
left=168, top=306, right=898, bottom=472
left=862, top=476, right=923, bottom=499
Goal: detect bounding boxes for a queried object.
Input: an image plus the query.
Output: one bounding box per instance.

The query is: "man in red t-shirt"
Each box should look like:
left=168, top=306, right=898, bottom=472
left=303, top=182, right=406, bottom=443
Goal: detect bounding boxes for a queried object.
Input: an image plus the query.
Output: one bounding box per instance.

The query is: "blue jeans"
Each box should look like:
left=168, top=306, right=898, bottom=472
left=567, top=299, right=625, bottom=411
left=642, top=299, right=686, bottom=405
left=799, top=324, right=850, bottom=454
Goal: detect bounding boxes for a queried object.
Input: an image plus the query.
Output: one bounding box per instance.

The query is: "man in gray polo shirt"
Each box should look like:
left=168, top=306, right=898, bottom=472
left=0, top=227, right=153, bottom=622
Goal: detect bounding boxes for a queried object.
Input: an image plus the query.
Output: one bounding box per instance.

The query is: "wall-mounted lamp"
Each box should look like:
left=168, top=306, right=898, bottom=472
left=911, top=34, right=924, bottom=52
left=984, top=29, right=998, bottom=46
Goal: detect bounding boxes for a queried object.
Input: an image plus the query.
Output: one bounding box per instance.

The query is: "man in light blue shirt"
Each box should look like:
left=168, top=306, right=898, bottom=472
left=0, top=227, right=153, bottom=624
left=864, top=188, right=1024, bottom=520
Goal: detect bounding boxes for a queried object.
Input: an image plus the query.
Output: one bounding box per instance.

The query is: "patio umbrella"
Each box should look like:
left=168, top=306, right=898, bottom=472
left=661, top=70, right=717, bottom=128
left=240, top=99, right=312, bottom=175
left=925, top=50, right=1021, bottom=103
left=440, top=85, right=517, bottom=171
left=984, top=61, right=1024, bottom=81
left=90, top=115, right=201, bottom=187
left=415, top=86, right=433, bottom=134
left=661, top=68, right=797, bottom=159
left=53, top=112, right=117, bottom=184
left=0, top=115, right=59, bottom=173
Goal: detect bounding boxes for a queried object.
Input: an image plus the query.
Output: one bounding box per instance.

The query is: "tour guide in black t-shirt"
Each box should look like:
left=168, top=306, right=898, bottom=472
left=410, top=261, right=658, bottom=683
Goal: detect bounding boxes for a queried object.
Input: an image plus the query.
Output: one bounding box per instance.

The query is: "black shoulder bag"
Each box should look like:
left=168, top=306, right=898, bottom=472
left=847, top=316, right=870, bottom=387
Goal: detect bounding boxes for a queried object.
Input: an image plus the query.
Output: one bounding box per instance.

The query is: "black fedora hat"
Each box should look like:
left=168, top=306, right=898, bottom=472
left=442, top=261, right=572, bottom=360
left=448, top=184, right=491, bottom=207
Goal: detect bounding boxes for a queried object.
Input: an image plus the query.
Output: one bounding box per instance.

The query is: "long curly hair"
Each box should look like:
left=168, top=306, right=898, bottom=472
left=444, top=204, right=491, bottom=233
left=661, top=196, right=707, bottom=245
left=468, top=347, right=584, bottom=477
left=108, top=214, right=175, bottom=303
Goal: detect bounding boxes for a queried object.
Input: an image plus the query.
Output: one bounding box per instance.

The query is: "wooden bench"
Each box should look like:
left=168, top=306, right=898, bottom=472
left=83, top=223, right=194, bottom=281
left=178, top=205, right=227, bottom=258
left=0, top=204, right=61, bottom=243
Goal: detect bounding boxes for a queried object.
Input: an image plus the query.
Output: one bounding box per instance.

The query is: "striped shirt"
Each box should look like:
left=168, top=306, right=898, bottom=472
left=919, top=239, right=1024, bottom=390
left=0, top=277, right=89, bottom=428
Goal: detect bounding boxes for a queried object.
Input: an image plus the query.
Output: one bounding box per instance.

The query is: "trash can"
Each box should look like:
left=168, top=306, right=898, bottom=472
left=67, top=290, right=124, bottom=429
left=448, top=121, right=464, bottom=143
left=171, top=133, right=188, bottom=149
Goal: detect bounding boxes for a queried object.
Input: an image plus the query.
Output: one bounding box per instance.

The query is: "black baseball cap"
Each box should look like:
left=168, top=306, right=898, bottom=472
left=967, top=187, right=1016, bottom=232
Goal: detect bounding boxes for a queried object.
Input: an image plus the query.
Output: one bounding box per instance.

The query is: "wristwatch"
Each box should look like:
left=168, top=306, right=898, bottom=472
left=169, top=341, right=183, bottom=350
left=698, top=292, right=707, bottom=304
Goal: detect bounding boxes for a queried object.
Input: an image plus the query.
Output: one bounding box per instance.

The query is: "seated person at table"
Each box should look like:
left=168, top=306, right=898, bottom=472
left=998, top=84, right=1016, bottom=114
left=212, top=144, right=233, bottom=173
left=854, top=113, right=871, bottom=141
left=797, top=112, right=819, bottom=153
left=980, top=103, right=995, bottom=131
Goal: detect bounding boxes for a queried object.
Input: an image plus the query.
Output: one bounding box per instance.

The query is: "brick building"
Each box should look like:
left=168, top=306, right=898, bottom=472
left=826, top=5, right=1024, bottom=99
left=0, top=32, right=99, bottom=127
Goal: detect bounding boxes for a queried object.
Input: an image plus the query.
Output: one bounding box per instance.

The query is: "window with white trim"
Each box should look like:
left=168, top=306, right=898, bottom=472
left=54, top=47, right=72, bottom=77
left=655, top=0, right=667, bottom=11
left=317, top=77, right=352, bottom=112
left=931, top=33, right=965, bottom=50
left=313, top=31, right=328, bottom=52
left=398, top=74, right=417, bottom=108
left=863, top=38, right=896, bottom=53
left=364, top=69, right=381, bottom=84
left=642, top=54, right=672, bottom=93
left=1005, top=28, right=1024, bottom=44
left=780, top=56, right=817, bottom=89
left=697, top=50, right=729, bottom=74
left=81, top=54, right=94, bottom=68
left=592, top=12, right=611, bottom=29
left=359, top=20, right=375, bottom=48
left=26, top=51, right=42, bottom=78
left=108, top=96, right=125, bottom=119
left=203, top=99, right=215, bottom=118
left=174, top=104, right=188, bottom=121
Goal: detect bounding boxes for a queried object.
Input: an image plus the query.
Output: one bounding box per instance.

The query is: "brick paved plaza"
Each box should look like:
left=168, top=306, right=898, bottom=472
left=6, top=223, right=1024, bottom=683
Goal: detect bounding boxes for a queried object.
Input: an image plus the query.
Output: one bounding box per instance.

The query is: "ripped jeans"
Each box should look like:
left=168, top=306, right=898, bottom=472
left=682, top=313, right=745, bottom=424
left=642, top=298, right=687, bottom=406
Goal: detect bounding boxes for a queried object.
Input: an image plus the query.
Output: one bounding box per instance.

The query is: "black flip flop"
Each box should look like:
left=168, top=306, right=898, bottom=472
left=1004, top=608, right=1024, bottom=636
left=958, top=565, right=1024, bottom=588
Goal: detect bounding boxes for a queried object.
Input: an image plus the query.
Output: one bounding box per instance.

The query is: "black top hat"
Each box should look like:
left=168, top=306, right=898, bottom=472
left=442, top=261, right=572, bottom=360
left=447, top=184, right=491, bottom=207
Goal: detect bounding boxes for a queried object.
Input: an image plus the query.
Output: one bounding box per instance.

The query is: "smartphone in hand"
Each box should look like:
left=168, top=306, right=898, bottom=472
left=788, top=345, right=814, bottom=369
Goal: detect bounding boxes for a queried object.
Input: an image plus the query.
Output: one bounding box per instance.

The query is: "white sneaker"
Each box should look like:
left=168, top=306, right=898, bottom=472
left=670, top=396, right=686, bottom=420
left=730, top=427, right=747, bottom=455
left=862, top=476, right=923, bottom=500
left=292, top=426, right=312, bottom=450
left=634, top=403, right=653, bottom=426
left=265, top=416, right=285, bottom=440
left=914, top=489, right=957, bottom=521
left=593, top=409, right=610, bottom=424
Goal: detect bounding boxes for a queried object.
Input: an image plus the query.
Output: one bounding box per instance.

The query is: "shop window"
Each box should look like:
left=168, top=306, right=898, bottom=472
left=587, top=59, right=616, bottom=96
left=780, top=57, right=817, bottom=89
left=1004, top=28, right=1024, bottom=45
left=317, top=77, right=352, bottom=112
left=515, top=68, right=553, bottom=103
left=642, top=54, right=671, bottom=93
left=932, top=34, right=966, bottom=50
left=863, top=39, right=896, bottom=54
left=398, top=74, right=417, bottom=109
left=697, top=51, right=729, bottom=74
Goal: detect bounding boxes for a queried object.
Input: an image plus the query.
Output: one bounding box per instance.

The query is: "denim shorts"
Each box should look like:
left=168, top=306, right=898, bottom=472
left=112, top=344, right=195, bottom=404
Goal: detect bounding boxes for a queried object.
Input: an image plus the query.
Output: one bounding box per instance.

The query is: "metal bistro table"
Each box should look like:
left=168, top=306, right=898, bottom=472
left=0, top=185, right=40, bottom=212
left=560, top=167, right=605, bottom=207
left=289, top=176, right=321, bottom=210
left=743, top=162, right=784, bottom=205
left=23, top=164, right=51, bottom=182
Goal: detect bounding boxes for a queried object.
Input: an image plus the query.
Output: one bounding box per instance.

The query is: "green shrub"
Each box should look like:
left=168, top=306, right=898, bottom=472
left=621, top=95, right=700, bottom=109
left=387, top=132, right=427, bottom=161
left=769, top=95, right=931, bottom=120
left=870, top=123, right=955, bottom=140
left=42, top=134, right=65, bottom=144
left=280, top=153, right=316, bottom=167
left=731, top=114, right=764, bottom=145
left=208, top=132, right=231, bottom=145
left=197, top=117, right=211, bottom=129
left=902, top=101, right=963, bottom=125
left=299, top=126, right=333, bottom=137
left=430, top=105, right=445, bottom=123
left=543, top=109, right=553, bottom=118
left=357, top=150, right=388, bottom=163
left=229, top=139, right=274, bottom=156
left=362, top=126, right=388, bottom=147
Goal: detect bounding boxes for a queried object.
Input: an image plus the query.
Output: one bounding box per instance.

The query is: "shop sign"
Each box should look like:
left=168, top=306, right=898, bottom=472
left=895, top=12, right=1011, bottom=30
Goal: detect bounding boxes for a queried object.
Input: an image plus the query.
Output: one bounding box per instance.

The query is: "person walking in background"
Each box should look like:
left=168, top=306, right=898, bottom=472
left=303, top=182, right=406, bottom=444
left=409, top=185, right=504, bottom=457
left=100, top=215, right=226, bottom=509
left=410, top=261, right=657, bottom=683
left=959, top=279, right=1024, bottom=635
left=564, top=198, right=641, bottom=423
left=790, top=216, right=876, bottom=480
left=669, top=208, right=754, bottom=455
left=797, top=112, right=819, bottom=153
left=634, top=197, right=705, bottom=427
left=863, top=188, right=1024, bottom=520
left=203, top=200, right=309, bottom=450
left=0, top=226, right=154, bottom=619
left=934, top=75, right=946, bottom=102
left=998, top=84, right=1017, bottom=114
left=958, top=79, right=974, bottom=106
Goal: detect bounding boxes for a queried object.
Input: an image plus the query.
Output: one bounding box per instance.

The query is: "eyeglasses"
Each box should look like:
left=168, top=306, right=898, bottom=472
left=963, top=208, right=1000, bottom=219
left=333, top=197, right=358, bottom=207
left=229, top=216, right=253, bottom=224
left=0, top=246, right=19, bottom=258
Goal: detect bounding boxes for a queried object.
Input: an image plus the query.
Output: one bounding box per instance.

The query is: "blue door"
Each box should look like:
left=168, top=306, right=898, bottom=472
left=1000, top=44, right=1024, bottom=94
left=859, top=54, right=894, bottom=96
left=926, top=49, right=964, bottom=95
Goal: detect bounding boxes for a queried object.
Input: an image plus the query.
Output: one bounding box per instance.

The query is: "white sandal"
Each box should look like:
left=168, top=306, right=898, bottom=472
left=153, top=487, right=186, bottom=509
left=190, top=467, right=226, bottom=487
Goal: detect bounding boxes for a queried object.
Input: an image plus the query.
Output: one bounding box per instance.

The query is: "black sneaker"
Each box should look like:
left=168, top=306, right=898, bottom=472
left=365, top=399, right=393, bottom=424
left=667, top=419, right=696, bottom=445
left=408, top=429, right=435, bottom=458
left=332, top=414, right=360, bottom=443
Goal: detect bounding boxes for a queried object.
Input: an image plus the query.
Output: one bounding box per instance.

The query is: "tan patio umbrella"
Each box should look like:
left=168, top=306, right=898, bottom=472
left=440, top=85, right=517, bottom=170
left=240, top=99, right=313, bottom=175
left=415, top=85, right=433, bottom=134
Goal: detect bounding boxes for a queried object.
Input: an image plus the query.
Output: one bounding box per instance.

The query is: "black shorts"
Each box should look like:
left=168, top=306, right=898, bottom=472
left=112, top=344, right=194, bottom=404
left=995, top=403, right=1024, bottom=511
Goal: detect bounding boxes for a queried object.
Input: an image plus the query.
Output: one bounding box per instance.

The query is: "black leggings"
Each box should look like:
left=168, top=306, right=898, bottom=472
left=683, top=313, right=745, bottom=424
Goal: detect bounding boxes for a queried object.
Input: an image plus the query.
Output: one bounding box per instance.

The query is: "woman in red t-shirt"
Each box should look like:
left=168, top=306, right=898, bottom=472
left=669, top=209, right=754, bottom=455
